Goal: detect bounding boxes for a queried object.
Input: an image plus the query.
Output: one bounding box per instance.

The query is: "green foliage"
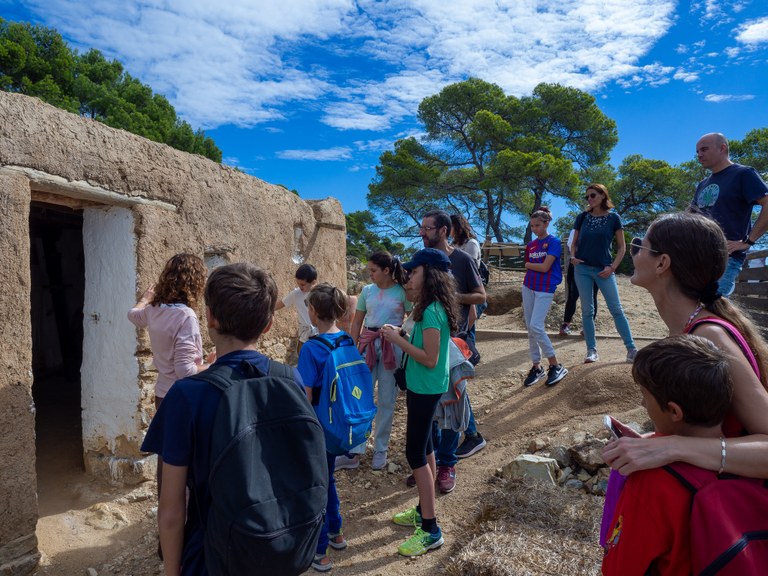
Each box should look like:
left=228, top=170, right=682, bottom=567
left=0, top=18, right=222, bottom=162
left=369, top=78, right=617, bottom=243
left=730, top=128, right=768, bottom=177
left=345, top=210, right=411, bottom=261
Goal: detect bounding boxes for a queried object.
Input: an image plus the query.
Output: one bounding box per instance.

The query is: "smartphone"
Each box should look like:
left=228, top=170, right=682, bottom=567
left=603, top=415, right=622, bottom=440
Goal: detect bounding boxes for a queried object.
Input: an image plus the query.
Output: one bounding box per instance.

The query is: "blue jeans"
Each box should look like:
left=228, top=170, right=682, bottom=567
left=431, top=420, right=459, bottom=467
left=574, top=264, right=635, bottom=352
left=349, top=340, right=401, bottom=454
left=522, top=286, right=556, bottom=363
left=718, top=256, right=743, bottom=297
left=317, top=451, right=341, bottom=555
left=467, top=302, right=488, bottom=342
left=465, top=397, right=477, bottom=436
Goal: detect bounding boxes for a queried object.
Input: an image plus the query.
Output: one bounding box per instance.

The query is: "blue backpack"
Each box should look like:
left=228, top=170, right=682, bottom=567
left=308, top=333, right=376, bottom=455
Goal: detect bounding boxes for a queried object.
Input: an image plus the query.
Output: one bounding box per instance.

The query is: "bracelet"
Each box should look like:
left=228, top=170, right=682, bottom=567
left=718, top=436, right=726, bottom=475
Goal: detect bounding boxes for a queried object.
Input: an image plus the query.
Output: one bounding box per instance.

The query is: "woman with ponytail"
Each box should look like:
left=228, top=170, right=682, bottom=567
left=603, top=211, right=768, bottom=479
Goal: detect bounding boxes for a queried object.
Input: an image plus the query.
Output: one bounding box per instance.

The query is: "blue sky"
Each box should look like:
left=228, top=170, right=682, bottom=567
left=3, top=0, right=767, bottom=239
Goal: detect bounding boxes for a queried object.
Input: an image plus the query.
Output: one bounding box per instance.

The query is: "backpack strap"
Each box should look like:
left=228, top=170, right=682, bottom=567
left=188, top=362, right=239, bottom=392
left=664, top=462, right=717, bottom=493
left=309, top=333, right=354, bottom=351
left=687, top=318, right=761, bottom=378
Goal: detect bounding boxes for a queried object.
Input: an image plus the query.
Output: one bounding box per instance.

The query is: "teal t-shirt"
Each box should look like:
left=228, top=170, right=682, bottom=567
left=357, top=283, right=412, bottom=327
left=405, top=301, right=450, bottom=395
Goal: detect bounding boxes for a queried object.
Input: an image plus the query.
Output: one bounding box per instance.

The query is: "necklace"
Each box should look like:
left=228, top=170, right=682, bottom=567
left=684, top=303, right=704, bottom=332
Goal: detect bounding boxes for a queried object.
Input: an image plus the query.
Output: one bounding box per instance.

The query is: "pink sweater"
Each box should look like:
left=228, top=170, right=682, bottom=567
left=127, top=304, right=203, bottom=398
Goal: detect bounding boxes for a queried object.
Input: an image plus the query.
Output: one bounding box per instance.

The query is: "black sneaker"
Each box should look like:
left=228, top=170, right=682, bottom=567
left=545, top=364, right=568, bottom=386
left=456, top=433, right=487, bottom=459
left=523, top=365, right=546, bottom=387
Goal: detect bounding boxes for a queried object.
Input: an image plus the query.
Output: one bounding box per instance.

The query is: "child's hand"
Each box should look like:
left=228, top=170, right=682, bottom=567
left=380, top=324, right=401, bottom=343
left=206, top=350, right=217, bottom=364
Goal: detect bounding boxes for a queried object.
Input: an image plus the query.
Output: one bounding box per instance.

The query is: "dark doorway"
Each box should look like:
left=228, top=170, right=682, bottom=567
left=29, top=201, right=86, bottom=491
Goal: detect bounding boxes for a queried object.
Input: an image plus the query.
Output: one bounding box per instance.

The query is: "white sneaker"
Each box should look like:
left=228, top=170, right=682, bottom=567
left=371, top=450, right=388, bottom=470
left=334, top=454, right=360, bottom=470
left=584, top=349, right=599, bottom=363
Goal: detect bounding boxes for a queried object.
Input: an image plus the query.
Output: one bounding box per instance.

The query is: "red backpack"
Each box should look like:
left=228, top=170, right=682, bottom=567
left=664, top=462, right=768, bottom=575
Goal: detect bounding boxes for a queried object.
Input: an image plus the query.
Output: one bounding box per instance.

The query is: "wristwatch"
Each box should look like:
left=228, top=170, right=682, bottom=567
left=743, top=235, right=756, bottom=246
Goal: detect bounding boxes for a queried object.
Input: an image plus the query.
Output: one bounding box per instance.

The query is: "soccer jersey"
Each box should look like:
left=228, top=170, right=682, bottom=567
left=523, top=234, right=562, bottom=293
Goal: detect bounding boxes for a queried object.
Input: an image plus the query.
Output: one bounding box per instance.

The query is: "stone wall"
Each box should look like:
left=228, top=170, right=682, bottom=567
left=0, top=92, right=346, bottom=573
left=0, top=173, right=39, bottom=575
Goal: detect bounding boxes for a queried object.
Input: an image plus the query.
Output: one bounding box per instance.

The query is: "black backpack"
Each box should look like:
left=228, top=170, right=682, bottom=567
left=478, top=260, right=490, bottom=286
left=190, top=360, right=328, bottom=576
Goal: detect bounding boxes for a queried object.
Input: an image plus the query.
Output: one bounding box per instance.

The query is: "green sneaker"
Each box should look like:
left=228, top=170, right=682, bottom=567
left=392, top=506, right=422, bottom=527
left=397, top=527, right=444, bottom=557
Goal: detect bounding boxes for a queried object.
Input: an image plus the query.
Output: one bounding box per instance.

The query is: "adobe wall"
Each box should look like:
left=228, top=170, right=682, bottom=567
left=0, top=92, right=346, bottom=573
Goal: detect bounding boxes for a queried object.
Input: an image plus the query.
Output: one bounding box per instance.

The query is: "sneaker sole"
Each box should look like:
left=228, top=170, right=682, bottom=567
left=546, top=368, right=568, bottom=386
left=371, top=460, right=387, bottom=471
left=456, top=439, right=486, bottom=459
left=439, top=483, right=456, bottom=494
left=523, top=372, right=546, bottom=387
left=328, top=539, right=347, bottom=550
left=335, top=463, right=360, bottom=471
left=398, top=535, right=444, bottom=557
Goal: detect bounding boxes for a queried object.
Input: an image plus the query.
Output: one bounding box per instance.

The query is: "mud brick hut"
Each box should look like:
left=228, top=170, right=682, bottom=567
left=0, top=92, right=346, bottom=574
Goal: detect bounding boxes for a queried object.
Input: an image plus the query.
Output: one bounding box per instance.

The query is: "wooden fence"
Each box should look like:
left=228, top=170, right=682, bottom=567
left=733, top=248, right=768, bottom=339
left=481, top=239, right=570, bottom=283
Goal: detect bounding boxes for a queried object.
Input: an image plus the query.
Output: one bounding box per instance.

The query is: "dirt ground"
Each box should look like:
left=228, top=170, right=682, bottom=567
left=33, top=274, right=665, bottom=576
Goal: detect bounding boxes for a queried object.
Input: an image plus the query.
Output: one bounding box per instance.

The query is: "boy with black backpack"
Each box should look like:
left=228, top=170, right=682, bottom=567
left=602, top=334, right=768, bottom=575
left=298, top=283, right=376, bottom=572
left=142, top=263, right=328, bottom=576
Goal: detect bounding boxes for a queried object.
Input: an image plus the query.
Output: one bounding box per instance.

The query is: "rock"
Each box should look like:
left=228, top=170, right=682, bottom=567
left=564, top=479, right=584, bottom=490
left=549, top=445, right=571, bottom=469
left=572, top=431, right=587, bottom=444
left=593, top=478, right=609, bottom=496
left=528, top=438, right=548, bottom=453
left=576, top=469, right=592, bottom=482
left=85, top=503, right=129, bottom=530
left=87, top=568, right=99, bottom=576
left=387, top=462, right=399, bottom=474
left=569, top=438, right=608, bottom=474
left=500, top=455, right=558, bottom=486
left=558, top=466, right=573, bottom=484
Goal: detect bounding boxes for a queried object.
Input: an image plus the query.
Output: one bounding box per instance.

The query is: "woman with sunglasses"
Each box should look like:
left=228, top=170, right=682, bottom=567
left=603, top=211, right=768, bottom=479
left=571, top=183, right=638, bottom=363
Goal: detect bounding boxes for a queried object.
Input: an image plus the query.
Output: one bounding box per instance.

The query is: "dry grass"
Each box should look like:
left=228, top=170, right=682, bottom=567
left=443, top=478, right=603, bottom=576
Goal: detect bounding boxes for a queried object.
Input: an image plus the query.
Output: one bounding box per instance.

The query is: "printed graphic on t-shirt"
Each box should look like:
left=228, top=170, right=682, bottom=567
left=607, top=514, right=623, bottom=549
left=528, top=243, right=549, bottom=260
left=698, top=184, right=719, bottom=208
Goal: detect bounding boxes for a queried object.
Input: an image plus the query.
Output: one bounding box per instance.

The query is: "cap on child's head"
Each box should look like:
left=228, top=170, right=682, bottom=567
left=402, top=248, right=451, bottom=272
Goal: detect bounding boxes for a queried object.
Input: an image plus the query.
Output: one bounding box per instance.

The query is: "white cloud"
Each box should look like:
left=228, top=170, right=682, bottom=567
left=704, top=94, right=756, bottom=103
left=736, top=17, right=768, bottom=45
left=276, top=147, right=353, bottom=160
left=18, top=0, right=678, bottom=131
left=673, top=70, right=699, bottom=82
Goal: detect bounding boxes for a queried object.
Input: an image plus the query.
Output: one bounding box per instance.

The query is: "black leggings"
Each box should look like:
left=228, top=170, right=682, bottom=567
left=405, top=390, right=442, bottom=470
left=563, top=263, right=598, bottom=324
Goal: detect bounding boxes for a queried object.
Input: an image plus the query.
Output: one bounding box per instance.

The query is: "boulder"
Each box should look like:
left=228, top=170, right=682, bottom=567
left=501, top=454, right=559, bottom=486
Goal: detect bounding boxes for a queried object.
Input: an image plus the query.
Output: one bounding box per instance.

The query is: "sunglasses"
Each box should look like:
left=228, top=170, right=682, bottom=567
left=584, top=192, right=600, bottom=200
left=419, top=225, right=439, bottom=232
left=630, top=237, right=661, bottom=257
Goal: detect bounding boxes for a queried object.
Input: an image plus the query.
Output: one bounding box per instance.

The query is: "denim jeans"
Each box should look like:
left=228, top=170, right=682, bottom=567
left=349, top=340, right=402, bottom=455
left=431, top=420, right=459, bottom=467
left=522, top=286, right=556, bottom=363
left=573, top=264, right=635, bottom=351
left=465, top=397, right=477, bottom=436
left=718, top=256, right=744, bottom=297
left=317, top=451, right=341, bottom=554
